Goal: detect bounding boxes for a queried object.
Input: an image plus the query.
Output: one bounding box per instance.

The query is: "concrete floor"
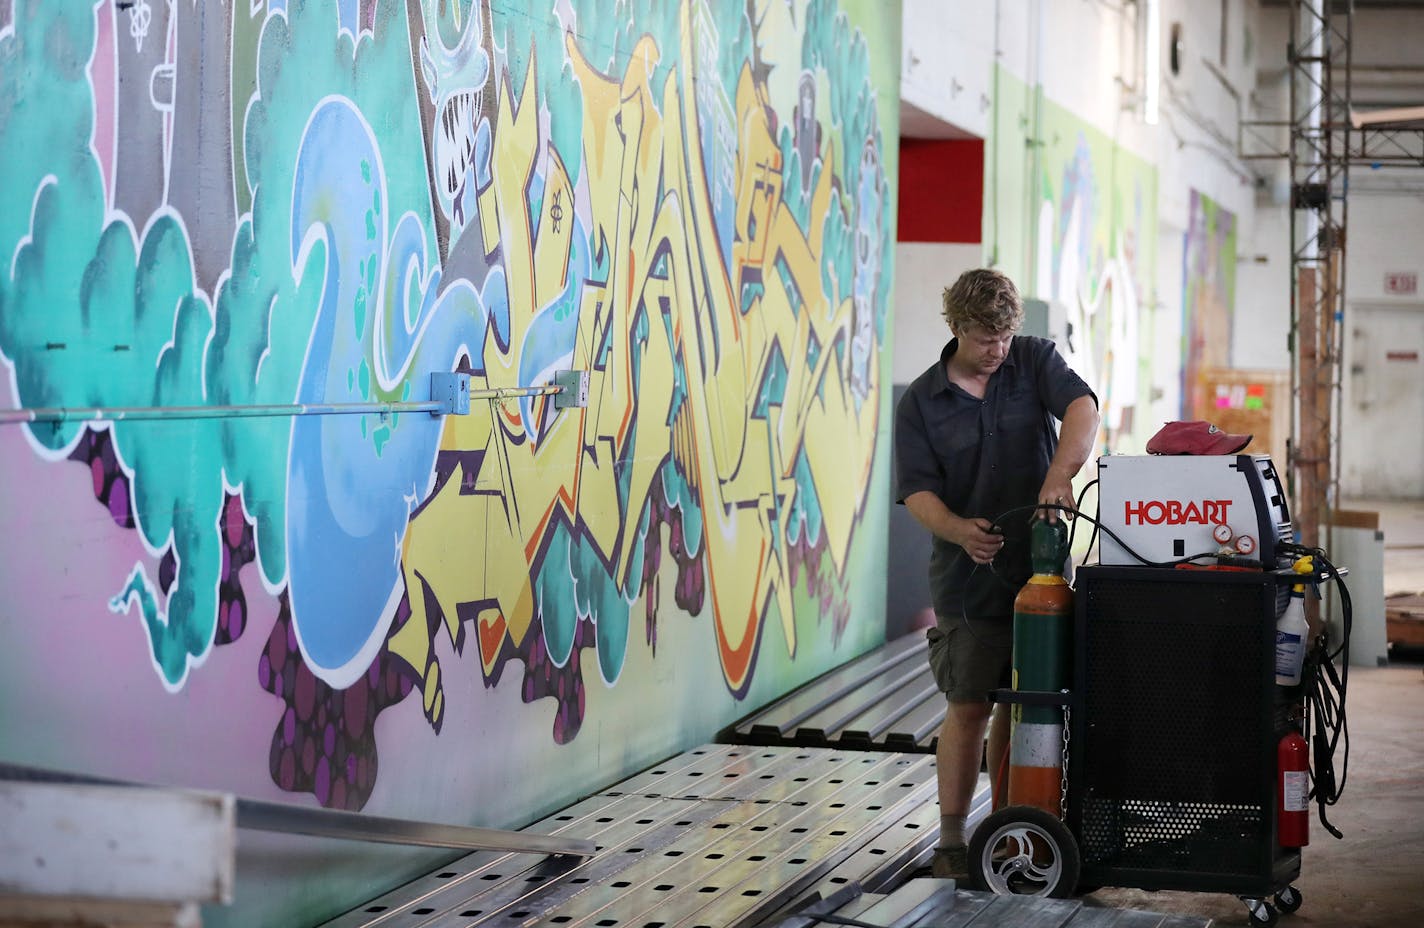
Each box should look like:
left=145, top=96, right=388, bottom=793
left=1084, top=499, right=1424, bottom=928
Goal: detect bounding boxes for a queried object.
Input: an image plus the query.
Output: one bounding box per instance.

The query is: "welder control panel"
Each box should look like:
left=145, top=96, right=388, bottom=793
left=1096, top=454, right=1293, bottom=567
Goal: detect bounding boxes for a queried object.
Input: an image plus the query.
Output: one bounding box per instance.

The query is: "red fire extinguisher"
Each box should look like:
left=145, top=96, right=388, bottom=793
left=1278, top=731, right=1310, bottom=847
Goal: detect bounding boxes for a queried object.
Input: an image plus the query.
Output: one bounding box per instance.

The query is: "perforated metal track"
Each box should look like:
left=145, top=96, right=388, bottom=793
left=1073, top=570, right=1277, bottom=881
left=321, top=745, right=941, bottom=928
left=719, top=634, right=946, bottom=754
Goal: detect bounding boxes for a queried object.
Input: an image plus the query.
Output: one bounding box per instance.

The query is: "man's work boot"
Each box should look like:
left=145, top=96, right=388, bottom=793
left=930, top=845, right=969, bottom=880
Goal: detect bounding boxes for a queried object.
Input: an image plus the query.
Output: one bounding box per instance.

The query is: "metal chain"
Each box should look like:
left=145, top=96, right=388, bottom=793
left=1060, top=695, right=1071, bottom=822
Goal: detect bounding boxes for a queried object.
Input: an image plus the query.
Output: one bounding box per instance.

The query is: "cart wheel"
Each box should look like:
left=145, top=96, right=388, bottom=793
left=1275, top=885, right=1303, bottom=914
left=1245, top=898, right=1279, bottom=927
left=967, top=805, right=1081, bottom=898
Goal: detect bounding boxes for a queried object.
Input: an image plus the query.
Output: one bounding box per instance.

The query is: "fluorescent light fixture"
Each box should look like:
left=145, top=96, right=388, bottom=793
left=1144, top=0, right=1160, bottom=125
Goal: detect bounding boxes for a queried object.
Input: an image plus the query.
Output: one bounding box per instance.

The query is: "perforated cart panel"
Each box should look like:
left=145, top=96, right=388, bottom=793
left=1071, top=568, right=1287, bottom=888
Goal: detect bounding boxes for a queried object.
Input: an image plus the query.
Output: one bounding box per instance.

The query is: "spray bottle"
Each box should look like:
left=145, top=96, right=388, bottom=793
left=1275, top=556, right=1312, bottom=686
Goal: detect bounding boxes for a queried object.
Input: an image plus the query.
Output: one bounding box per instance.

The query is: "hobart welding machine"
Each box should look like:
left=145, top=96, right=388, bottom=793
left=1096, top=453, right=1294, bottom=567
left=970, top=453, right=1351, bottom=928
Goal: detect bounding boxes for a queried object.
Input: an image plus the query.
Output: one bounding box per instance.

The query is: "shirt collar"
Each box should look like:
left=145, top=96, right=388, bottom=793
left=933, top=335, right=1019, bottom=395
left=929, top=339, right=956, bottom=396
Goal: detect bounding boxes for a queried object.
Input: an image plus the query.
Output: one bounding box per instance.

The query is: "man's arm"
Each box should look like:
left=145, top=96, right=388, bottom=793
left=903, top=490, right=1005, bottom=564
left=1037, top=394, right=1101, bottom=522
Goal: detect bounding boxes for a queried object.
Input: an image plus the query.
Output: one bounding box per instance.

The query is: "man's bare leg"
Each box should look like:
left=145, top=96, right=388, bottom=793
left=937, top=700, right=992, bottom=814
left=937, top=701, right=990, bottom=834
left=931, top=700, right=992, bottom=878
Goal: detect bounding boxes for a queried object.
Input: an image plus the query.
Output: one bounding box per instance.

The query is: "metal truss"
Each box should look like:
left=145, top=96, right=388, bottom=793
left=1243, top=3, right=1424, bottom=556
left=1287, top=0, right=1351, bottom=552
left=1350, top=124, right=1424, bottom=166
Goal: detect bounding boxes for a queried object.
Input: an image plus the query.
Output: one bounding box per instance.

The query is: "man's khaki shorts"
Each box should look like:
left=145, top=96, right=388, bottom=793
left=926, top=615, right=1013, bottom=703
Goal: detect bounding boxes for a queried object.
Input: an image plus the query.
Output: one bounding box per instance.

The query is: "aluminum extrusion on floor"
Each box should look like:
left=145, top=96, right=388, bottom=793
left=768, top=879, right=1215, bottom=927
left=323, top=744, right=941, bottom=928
left=718, top=633, right=945, bottom=753
left=325, top=743, right=1209, bottom=928
left=0, top=763, right=592, bottom=858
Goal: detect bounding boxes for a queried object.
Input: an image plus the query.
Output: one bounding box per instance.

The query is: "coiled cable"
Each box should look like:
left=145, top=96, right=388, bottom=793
left=1279, top=541, right=1351, bottom=839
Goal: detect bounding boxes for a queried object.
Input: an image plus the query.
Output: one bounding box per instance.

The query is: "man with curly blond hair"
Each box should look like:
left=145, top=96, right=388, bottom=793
left=894, top=268, right=1100, bottom=879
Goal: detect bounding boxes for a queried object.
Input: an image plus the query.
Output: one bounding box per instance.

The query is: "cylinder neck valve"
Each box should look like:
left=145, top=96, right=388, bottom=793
left=1030, top=517, right=1070, bottom=576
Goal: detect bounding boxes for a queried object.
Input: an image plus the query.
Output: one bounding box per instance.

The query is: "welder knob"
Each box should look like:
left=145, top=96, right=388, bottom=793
left=1212, top=523, right=1234, bottom=545
left=1235, top=534, right=1257, bottom=556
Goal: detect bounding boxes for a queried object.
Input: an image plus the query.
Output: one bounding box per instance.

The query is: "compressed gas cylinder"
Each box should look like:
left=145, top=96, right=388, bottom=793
left=1006, top=517, right=1074, bottom=818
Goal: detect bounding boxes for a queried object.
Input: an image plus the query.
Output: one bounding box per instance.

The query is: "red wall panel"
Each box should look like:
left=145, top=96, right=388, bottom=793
left=897, top=139, right=984, bottom=243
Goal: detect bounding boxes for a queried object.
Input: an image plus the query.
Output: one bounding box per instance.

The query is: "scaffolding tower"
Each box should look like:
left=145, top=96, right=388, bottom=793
left=1244, top=1, right=1424, bottom=552
left=1287, top=0, right=1351, bottom=553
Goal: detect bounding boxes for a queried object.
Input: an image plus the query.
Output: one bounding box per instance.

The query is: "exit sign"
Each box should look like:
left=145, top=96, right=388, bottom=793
left=1385, top=271, right=1418, bottom=295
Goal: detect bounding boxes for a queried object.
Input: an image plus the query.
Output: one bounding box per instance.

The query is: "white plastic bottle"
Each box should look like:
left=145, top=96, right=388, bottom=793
left=1275, top=556, right=1312, bottom=686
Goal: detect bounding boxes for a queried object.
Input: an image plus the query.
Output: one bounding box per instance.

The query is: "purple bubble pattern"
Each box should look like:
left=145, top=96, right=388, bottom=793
left=69, top=428, right=135, bottom=530
left=640, top=478, right=706, bottom=658
left=259, top=591, right=416, bottom=809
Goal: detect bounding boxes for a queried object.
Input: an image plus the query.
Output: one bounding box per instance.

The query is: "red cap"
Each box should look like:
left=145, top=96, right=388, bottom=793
left=1146, top=420, right=1253, bottom=455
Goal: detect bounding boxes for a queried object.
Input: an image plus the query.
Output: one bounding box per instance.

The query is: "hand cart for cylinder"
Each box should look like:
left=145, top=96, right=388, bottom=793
left=972, top=563, right=1336, bottom=927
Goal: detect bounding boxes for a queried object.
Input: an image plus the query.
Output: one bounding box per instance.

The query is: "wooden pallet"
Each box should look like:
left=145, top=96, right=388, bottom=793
left=1386, top=593, right=1424, bottom=648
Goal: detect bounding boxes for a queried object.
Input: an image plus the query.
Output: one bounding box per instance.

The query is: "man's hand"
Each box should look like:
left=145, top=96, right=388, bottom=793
left=952, top=516, right=1005, bottom=564
left=1036, top=396, right=1100, bottom=523
left=1036, top=474, right=1074, bottom=524
left=903, top=492, right=1004, bottom=564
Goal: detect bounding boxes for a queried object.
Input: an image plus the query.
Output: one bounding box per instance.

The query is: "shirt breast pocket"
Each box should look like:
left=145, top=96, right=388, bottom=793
left=923, top=405, right=982, bottom=471
left=997, top=385, right=1041, bottom=433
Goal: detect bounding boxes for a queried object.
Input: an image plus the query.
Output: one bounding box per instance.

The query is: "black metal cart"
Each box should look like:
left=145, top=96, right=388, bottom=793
left=972, top=565, right=1310, bottom=927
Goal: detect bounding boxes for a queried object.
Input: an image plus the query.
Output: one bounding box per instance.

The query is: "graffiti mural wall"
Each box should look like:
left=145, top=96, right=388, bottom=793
left=0, top=0, right=898, bottom=920
left=987, top=66, right=1159, bottom=452
left=1183, top=189, right=1238, bottom=419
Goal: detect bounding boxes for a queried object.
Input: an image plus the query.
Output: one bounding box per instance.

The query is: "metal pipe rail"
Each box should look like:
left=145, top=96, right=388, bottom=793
left=0, top=400, right=445, bottom=426
left=0, top=387, right=564, bottom=427
left=0, top=762, right=595, bottom=858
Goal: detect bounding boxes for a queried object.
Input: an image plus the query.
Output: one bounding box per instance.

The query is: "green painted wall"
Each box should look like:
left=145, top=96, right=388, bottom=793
left=986, top=64, right=1159, bottom=451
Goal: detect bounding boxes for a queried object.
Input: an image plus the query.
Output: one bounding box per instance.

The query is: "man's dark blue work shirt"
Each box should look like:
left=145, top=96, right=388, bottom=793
left=894, top=335, right=1095, bottom=622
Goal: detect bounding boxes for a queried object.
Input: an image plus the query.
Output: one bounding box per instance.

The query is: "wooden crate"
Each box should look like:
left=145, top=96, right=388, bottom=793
left=1192, top=367, right=1290, bottom=468
left=1386, top=593, right=1424, bottom=648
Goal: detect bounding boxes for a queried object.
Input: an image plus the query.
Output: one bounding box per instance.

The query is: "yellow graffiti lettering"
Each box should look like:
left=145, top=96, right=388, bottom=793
left=398, top=4, right=883, bottom=711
